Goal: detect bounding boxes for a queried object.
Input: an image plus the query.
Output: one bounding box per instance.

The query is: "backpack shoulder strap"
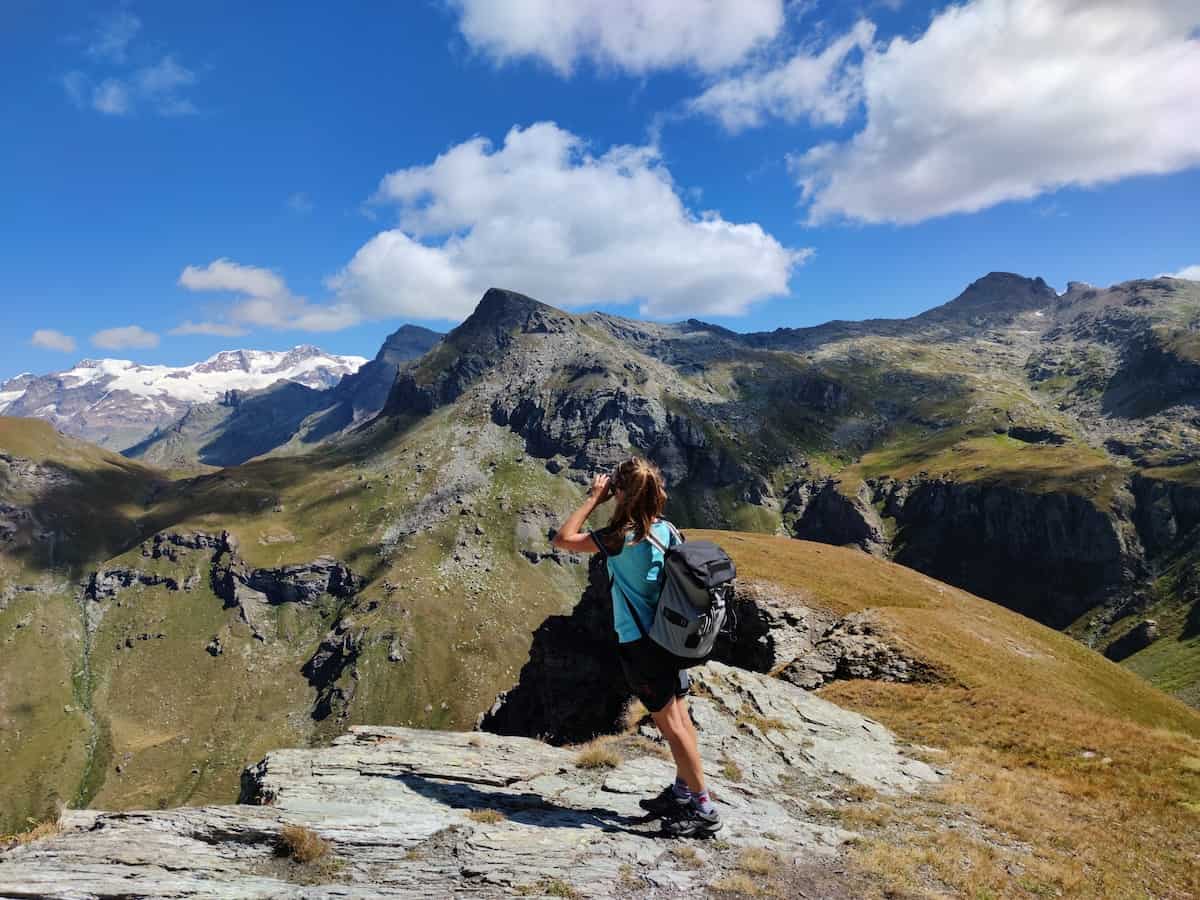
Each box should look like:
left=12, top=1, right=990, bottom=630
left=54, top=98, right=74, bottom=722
left=644, top=519, right=681, bottom=553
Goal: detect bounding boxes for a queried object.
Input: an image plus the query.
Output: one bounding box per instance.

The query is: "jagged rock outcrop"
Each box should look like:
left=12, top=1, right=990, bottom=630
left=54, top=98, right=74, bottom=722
left=482, top=559, right=936, bottom=744
left=86, top=568, right=181, bottom=601
left=879, top=476, right=1138, bottom=628
left=0, top=452, right=79, bottom=493
left=786, top=479, right=888, bottom=556
left=780, top=473, right=1144, bottom=629
left=1131, top=474, right=1200, bottom=557
left=303, top=616, right=368, bottom=720
left=481, top=557, right=622, bottom=743
left=0, top=665, right=938, bottom=899
left=142, top=529, right=229, bottom=561
left=210, top=545, right=364, bottom=644
left=1104, top=619, right=1160, bottom=661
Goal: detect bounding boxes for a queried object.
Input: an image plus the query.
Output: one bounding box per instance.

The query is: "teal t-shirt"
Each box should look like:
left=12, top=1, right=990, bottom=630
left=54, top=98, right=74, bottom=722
left=591, top=520, right=674, bottom=644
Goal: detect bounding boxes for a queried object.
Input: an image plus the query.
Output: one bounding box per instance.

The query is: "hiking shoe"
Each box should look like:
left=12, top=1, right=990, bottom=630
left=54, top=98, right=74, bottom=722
left=639, top=785, right=690, bottom=818
left=660, top=804, right=722, bottom=838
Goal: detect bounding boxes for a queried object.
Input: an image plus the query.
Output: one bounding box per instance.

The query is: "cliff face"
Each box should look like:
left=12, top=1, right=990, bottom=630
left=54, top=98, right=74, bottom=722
left=0, top=665, right=938, bottom=899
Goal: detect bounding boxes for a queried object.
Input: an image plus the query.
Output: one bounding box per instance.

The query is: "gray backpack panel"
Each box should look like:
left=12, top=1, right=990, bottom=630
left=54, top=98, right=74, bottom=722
left=620, top=523, right=736, bottom=666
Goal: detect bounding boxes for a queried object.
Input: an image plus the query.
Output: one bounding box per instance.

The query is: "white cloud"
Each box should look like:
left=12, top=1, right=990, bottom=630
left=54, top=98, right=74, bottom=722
left=169, top=320, right=250, bottom=337
left=181, top=123, right=802, bottom=329
left=92, top=78, right=131, bottom=115
left=449, top=0, right=785, bottom=75
left=690, top=20, right=874, bottom=132
left=179, top=259, right=289, bottom=300
left=62, top=9, right=199, bottom=118
left=177, top=259, right=361, bottom=332
left=91, top=325, right=160, bottom=350
left=789, top=0, right=1200, bottom=224
left=30, top=329, right=77, bottom=353
left=85, top=9, right=141, bottom=64
left=352, top=121, right=804, bottom=318
left=1167, top=265, right=1200, bottom=281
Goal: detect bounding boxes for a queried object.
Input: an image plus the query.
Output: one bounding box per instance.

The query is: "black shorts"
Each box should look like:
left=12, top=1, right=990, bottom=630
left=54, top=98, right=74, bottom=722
left=617, top=638, right=690, bottom=713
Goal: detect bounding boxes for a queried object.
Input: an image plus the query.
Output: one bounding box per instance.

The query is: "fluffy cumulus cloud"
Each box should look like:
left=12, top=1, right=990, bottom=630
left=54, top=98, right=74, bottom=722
left=91, top=325, right=160, bottom=350
left=177, top=259, right=360, bottom=333
left=179, top=124, right=802, bottom=329
left=786, top=0, right=1200, bottom=223
left=449, top=0, right=785, bottom=74
left=690, top=20, right=874, bottom=132
left=1168, top=265, right=1200, bottom=281
left=30, top=329, right=77, bottom=353
left=347, top=122, right=803, bottom=318
left=179, top=259, right=289, bottom=300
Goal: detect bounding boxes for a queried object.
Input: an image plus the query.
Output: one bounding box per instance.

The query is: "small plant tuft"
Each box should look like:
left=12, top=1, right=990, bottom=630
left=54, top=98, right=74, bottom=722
left=736, top=847, right=777, bottom=875
left=673, top=845, right=704, bottom=869
left=516, top=877, right=580, bottom=898
left=1, top=817, right=61, bottom=847
left=720, top=754, right=744, bottom=781
left=710, top=872, right=763, bottom=896
left=735, top=711, right=787, bottom=733
left=574, top=739, right=622, bottom=770
left=278, top=825, right=330, bottom=864
left=466, top=808, right=505, bottom=824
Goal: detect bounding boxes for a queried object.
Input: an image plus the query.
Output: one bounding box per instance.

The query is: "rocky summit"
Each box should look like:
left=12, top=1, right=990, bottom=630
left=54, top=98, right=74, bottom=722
left=0, top=663, right=937, bottom=899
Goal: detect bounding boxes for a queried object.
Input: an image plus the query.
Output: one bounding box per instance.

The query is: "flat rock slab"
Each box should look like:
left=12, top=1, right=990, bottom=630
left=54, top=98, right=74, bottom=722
left=0, top=662, right=937, bottom=898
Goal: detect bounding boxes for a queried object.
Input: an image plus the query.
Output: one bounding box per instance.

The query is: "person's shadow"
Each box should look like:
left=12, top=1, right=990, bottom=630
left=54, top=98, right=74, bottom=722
left=390, top=772, right=658, bottom=838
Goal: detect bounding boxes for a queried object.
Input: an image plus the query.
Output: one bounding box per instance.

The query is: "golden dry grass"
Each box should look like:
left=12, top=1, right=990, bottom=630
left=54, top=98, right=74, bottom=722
left=574, top=738, right=623, bottom=770
left=735, top=712, right=787, bottom=733
left=465, top=808, right=505, bottom=824
left=719, top=755, right=744, bottom=782
left=621, top=698, right=649, bottom=732
left=0, top=817, right=61, bottom=847
left=277, top=825, right=330, bottom=864
left=737, top=848, right=778, bottom=876
left=690, top=531, right=1200, bottom=898
left=673, top=845, right=704, bottom=869
left=709, top=872, right=764, bottom=896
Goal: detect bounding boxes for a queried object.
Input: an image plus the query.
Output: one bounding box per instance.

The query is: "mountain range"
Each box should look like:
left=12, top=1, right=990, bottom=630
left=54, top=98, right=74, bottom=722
left=1, top=274, right=1198, bottom=896
left=0, top=326, right=442, bottom=467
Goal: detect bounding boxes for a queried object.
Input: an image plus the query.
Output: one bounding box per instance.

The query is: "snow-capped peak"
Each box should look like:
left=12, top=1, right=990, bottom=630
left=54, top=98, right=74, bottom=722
left=0, top=346, right=368, bottom=416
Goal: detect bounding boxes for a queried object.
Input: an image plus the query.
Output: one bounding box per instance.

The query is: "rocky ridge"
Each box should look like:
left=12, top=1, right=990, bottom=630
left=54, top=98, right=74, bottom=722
left=125, top=325, right=442, bottom=467
left=374, top=280, right=1200, bottom=694
left=0, top=663, right=939, bottom=899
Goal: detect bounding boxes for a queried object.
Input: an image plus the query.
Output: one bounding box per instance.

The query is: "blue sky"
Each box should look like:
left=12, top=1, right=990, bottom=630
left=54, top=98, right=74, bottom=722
left=2, top=0, right=1198, bottom=377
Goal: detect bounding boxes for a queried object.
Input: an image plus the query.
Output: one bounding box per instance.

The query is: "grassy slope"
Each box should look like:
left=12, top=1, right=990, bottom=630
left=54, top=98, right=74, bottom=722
left=696, top=531, right=1200, bottom=899
left=0, top=419, right=168, bottom=829
left=0, top=412, right=590, bottom=827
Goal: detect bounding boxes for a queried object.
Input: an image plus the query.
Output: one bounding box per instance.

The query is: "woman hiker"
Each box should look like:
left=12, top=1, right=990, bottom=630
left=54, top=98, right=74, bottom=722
left=551, top=456, right=721, bottom=837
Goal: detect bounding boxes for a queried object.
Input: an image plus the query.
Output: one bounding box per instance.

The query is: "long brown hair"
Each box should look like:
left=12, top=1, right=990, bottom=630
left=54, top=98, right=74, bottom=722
left=601, top=456, right=667, bottom=555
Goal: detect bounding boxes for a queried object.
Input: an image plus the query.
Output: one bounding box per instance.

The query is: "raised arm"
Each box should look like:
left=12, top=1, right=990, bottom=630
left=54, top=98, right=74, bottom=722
left=550, top=473, right=610, bottom=554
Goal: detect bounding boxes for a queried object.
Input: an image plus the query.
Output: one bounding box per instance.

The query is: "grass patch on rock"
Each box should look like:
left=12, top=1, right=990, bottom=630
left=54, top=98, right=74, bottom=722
left=465, top=808, right=505, bottom=824
left=277, top=825, right=330, bottom=864
left=574, top=738, right=622, bottom=770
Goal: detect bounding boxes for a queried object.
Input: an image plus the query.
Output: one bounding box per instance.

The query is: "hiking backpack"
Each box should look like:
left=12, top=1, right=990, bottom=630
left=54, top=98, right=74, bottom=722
left=618, top=522, right=737, bottom=668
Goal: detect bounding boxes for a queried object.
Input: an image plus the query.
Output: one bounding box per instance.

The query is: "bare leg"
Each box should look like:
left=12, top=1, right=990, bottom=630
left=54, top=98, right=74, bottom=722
left=652, top=696, right=706, bottom=795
